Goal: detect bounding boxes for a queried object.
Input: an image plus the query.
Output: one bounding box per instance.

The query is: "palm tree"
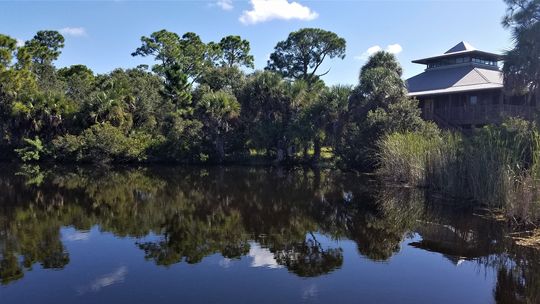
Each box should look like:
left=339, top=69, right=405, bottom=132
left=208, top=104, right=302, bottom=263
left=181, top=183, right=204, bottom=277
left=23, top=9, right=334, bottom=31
left=502, top=0, right=540, bottom=100
left=199, top=90, right=240, bottom=162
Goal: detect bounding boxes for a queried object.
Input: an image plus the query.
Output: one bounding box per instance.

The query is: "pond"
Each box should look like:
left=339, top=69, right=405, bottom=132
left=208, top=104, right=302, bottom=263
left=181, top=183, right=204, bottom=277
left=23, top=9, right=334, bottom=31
left=0, top=165, right=538, bottom=303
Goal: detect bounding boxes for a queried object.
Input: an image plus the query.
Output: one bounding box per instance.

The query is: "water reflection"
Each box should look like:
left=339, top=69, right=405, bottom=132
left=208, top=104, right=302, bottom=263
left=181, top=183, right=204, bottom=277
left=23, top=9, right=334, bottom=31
left=0, top=164, right=538, bottom=303
left=77, top=266, right=128, bottom=294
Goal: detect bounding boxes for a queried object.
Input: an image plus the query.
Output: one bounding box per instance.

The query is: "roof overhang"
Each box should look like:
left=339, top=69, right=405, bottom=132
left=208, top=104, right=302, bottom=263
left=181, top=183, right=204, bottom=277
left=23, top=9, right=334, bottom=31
left=408, top=83, right=503, bottom=97
left=412, top=50, right=503, bottom=64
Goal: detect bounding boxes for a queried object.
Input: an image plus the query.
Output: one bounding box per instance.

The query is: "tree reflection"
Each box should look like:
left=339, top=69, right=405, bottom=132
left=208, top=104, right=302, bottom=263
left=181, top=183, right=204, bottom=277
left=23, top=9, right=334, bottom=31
left=0, top=164, right=538, bottom=304
left=274, top=233, right=343, bottom=277
left=492, top=248, right=540, bottom=304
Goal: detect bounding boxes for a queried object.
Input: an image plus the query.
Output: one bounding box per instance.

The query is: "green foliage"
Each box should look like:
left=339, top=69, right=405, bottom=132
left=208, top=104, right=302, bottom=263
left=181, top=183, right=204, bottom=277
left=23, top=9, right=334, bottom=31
left=237, top=71, right=320, bottom=161
left=153, top=114, right=205, bottom=162
left=132, top=30, right=212, bottom=84
left=297, top=85, right=351, bottom=161
left=1, top=28, right=418, bottom=166
left=24, top=30, right=65, bottom=65
left=14, top=137, right=44, bottom=162
left=337, top=51, right=429, bottom=169
left=0, top=34, right=17, bottom=68
left=377, top=118, right=540, bottom=223
left=14, top=164, right=45, bottom=186
left=198, top=66, right=246, bottom=93
left=198, top=90, right=240, bottom=161
left=57, top=64, right=95, bottom=103
left=366, top=98, right=431, bottom=135
left=216, top=35, right=254, bottom=68
left=267, top=28, right=346, bottom=83
left=52, top=123, right=153, bottom=163
left=162, top=63, right=192, bottom=110
left=199, top=90, right=240, bottom=130
left=502, top=0, right=540, bottom=95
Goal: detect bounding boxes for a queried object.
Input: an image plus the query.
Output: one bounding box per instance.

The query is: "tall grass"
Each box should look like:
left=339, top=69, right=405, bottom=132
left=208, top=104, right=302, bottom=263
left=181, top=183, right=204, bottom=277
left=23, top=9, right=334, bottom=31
left=377, top=118, right=540, bottom=223
left=375, top=132, right=440, bottom=186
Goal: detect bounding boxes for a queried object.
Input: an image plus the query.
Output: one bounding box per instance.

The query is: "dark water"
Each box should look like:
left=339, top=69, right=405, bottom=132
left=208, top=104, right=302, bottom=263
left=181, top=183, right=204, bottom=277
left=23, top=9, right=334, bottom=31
left=0, top=165, right=538, bottom=304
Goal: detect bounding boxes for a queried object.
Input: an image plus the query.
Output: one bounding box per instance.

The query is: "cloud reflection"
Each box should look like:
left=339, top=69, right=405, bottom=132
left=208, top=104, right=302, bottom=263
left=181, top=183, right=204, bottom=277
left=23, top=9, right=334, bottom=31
left=248, top=243, right=282, bottom=269
left=64, top=231, right=90, bottom=242
left=78, top=266, right=128, bottom=294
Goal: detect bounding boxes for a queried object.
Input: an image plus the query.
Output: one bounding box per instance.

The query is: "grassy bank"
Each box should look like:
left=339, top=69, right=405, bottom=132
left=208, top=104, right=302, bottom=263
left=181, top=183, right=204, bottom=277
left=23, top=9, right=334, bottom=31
left=376, top=118, right=540, bottom=224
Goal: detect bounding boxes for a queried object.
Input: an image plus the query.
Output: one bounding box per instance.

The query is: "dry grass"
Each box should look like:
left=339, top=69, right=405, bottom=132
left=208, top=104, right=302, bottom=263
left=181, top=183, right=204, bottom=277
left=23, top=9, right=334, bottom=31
left=509, top=229, right=540, bottom=249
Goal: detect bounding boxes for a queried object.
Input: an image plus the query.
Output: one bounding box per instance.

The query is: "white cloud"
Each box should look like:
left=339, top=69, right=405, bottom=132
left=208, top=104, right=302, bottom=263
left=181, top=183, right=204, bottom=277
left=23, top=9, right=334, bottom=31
left=216, top=0, right=234, bottom=11
left=16, top=39, right=25, bottom=47
left=239, top=0, right=318, bottom=25
left=386, top=43, right=403, bottom=55
left=355, top=43, right=403, bottom=60
left=59, top=27, right=86, bottom=37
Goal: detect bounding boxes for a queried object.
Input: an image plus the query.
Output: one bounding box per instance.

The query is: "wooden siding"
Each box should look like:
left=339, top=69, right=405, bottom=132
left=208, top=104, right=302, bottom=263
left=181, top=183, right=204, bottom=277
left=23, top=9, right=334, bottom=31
left=434, top=104, right=534, bottom=126
left=418, top=89, right=537, bottom=128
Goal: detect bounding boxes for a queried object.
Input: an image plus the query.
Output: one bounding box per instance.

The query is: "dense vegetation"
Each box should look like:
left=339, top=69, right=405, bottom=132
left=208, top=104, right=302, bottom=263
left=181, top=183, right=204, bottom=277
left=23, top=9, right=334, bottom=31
left=0, top=0, right=539, bottom=222
left=377, top=0, right=540, bottom=223
left=377, top=119, right=540, bottom=223
left=0, top=26, right=426, bottom=167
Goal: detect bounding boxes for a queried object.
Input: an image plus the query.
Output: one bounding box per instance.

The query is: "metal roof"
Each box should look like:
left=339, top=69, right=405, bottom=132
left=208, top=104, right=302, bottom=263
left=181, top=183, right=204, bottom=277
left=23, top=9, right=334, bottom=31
left=444, top=41, right=476, bottom=54
left=406, top=65, right=503, bottom=97
left=412, top=41, right=502, bottom=64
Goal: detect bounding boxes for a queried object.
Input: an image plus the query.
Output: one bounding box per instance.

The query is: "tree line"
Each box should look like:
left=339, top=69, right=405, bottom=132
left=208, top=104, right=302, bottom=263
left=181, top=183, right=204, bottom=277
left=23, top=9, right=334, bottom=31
left=0, top=0, right=537, bottom=169
left=0, top=27, right=427, bottom=168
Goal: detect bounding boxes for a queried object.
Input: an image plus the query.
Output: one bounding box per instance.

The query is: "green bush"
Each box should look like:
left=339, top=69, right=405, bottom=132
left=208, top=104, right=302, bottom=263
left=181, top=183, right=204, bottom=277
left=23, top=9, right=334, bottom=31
left=52, top=123, right=153, bottom=163
left=14, top=137, right=44, bottom=162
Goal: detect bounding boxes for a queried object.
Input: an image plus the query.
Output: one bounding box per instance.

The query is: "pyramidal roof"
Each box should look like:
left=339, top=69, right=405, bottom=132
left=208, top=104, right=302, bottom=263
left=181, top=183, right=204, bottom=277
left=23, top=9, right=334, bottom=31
left=412, top=41, right=501, bottom=64
left=445, top=41, right=476, bottom=54
left=406, top=65, right=503, bottom=97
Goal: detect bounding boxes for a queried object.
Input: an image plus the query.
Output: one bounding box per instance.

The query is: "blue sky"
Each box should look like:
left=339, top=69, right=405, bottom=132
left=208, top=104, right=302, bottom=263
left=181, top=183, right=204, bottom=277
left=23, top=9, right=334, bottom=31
left=0, top=0, right=511, bottom=85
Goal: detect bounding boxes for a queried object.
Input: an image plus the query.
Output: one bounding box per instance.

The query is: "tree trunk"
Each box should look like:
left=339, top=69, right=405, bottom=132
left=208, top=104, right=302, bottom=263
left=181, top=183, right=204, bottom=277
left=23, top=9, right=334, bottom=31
left=276, top=148, right=284, bottom=163
left=313, top=139, right=321, bottom=163
left=287, top=145, right=296, bottom=159
left=276, top=139, right=286, bottom=163
left=332, top=121, right=339, bottom=150
left=536, top=86, right=540, bottom=111
left=215, top=136, right=225, bottom=163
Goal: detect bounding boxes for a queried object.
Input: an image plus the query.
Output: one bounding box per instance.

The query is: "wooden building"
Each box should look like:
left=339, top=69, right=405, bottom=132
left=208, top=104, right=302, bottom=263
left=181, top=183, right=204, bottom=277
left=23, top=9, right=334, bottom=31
left=406, top=42, right=537, bottom=129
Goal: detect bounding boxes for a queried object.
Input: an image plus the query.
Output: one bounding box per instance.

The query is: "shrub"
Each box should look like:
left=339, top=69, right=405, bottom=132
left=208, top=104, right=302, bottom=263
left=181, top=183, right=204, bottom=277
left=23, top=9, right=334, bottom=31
left=52, top=123, right=153, bottom=163
left=14, top=137, right=44, bottom=162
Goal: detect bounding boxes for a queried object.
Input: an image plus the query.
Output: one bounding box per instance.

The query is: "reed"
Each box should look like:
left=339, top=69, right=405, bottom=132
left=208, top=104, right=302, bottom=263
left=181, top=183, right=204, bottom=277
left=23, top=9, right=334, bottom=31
left=376, top=118, right=540, bottom=223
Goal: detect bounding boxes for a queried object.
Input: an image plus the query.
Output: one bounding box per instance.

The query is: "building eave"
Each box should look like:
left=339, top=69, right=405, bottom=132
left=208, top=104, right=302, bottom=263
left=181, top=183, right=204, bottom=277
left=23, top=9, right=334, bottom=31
left=412, top=50, right=503, bottom=64
left=408, top=84, right=504, bottom=97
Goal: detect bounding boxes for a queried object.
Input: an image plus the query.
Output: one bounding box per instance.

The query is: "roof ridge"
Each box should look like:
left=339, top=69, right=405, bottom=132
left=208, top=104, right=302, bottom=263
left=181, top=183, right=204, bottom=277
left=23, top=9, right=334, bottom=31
left=445, top=41, right=476, bottom=54
left=473, top=67, right=490, bottom=83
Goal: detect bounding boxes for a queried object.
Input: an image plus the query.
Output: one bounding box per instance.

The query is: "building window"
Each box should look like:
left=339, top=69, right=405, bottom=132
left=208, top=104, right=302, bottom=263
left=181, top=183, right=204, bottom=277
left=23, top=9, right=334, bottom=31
left=472, top=57, right=497, bottom=66
left=427, top=56, right=496, bottom=69
left=469, top=95, right=478, bottom=105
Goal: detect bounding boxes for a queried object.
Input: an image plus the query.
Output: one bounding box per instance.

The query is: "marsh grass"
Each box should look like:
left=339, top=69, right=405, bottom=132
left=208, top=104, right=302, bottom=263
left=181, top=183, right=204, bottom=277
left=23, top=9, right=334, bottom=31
left=377, top=118, right=540, bottom=224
